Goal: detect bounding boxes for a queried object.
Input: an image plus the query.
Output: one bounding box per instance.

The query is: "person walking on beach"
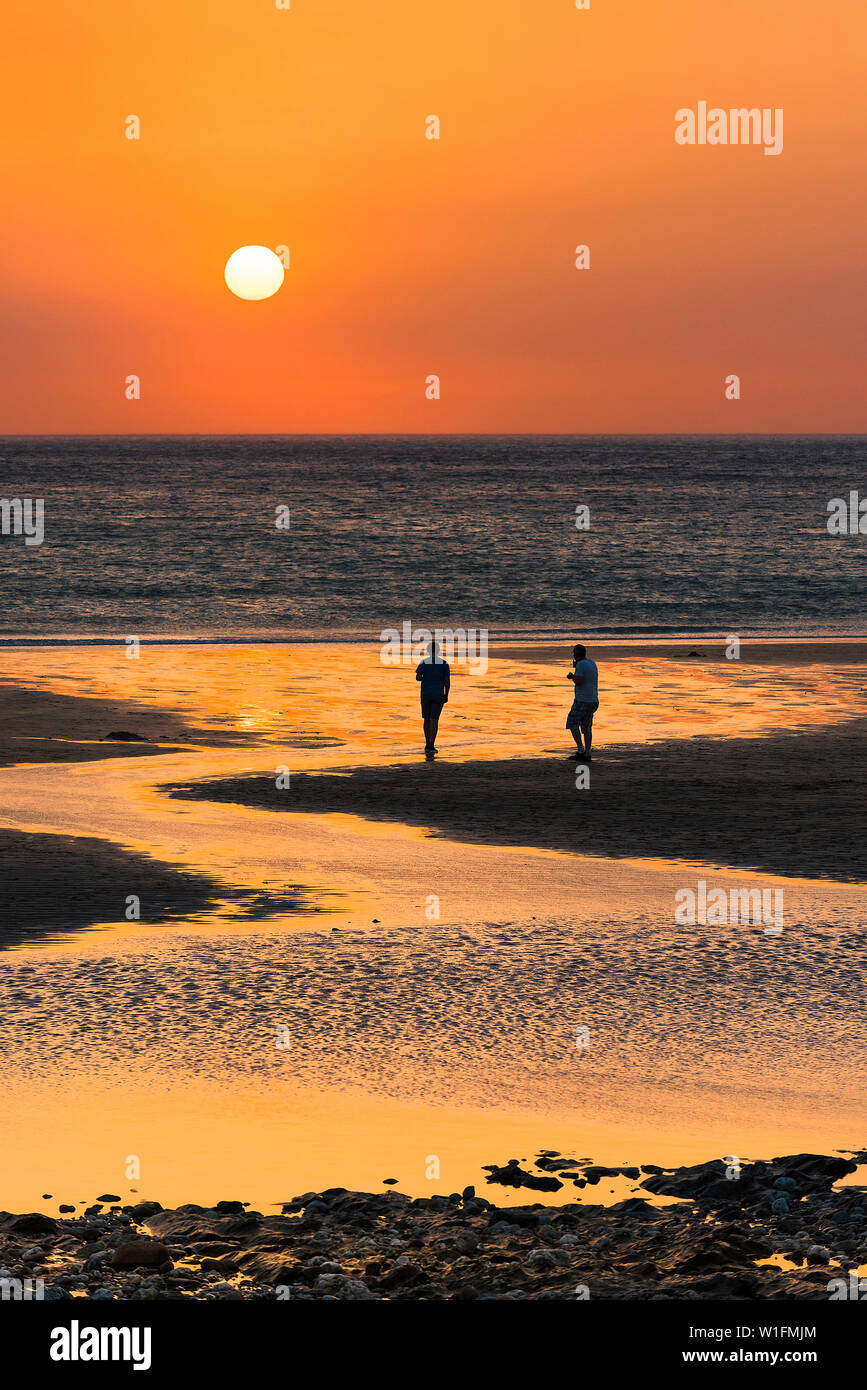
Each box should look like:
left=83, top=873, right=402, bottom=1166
left=566, top=643, right=599, bottom=761
left=416, top=640, right=450, bottom=753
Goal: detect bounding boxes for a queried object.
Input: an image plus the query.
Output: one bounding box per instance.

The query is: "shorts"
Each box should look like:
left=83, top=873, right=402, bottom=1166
left=421, top=696, right=445, bottom=719
left=566, top=699, right=598, bottom=731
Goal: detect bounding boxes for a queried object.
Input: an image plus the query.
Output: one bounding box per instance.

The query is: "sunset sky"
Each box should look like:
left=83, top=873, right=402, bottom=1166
left=2, top=0, right=865, bottom=433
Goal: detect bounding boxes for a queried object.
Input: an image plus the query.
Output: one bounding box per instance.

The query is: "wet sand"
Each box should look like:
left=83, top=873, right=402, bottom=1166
left=492, top=638, right=867, bottom=666
left=2, top=638, right=866, bottom=766
left=0, top=640, right=865, bottom=1220
left=0, top=828, right=312, bottom=948
left=0, top=680, right=244, bottom=768
left=169, top=720, right=867, bottom=883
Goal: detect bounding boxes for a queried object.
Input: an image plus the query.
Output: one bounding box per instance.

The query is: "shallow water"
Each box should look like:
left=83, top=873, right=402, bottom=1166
left=0, top=642, right=865, bottom=1211
left=3, top=638, right=865, bottom=754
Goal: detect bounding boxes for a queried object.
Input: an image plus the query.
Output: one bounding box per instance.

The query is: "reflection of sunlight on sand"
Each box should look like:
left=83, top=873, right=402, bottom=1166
left=5, top=741, right=864, bottom=956
left=1, top=642, right=866, bottom=1212
left=1, top=640, right=865, bottom=952
left=1, top=641, right=865, bottom=764
left=0, top=1076, right=727, bottom=1214
left=4, top=877, right=867, bottom=1214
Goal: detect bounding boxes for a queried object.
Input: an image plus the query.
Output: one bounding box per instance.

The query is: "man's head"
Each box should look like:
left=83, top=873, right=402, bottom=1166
left=428, top=641, right=441, bottom=662
left=572, top=643, right=587, bottom=662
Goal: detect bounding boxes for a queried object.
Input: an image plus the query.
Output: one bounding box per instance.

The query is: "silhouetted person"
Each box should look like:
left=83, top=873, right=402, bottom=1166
left=416, top=641, right=450, bottom=753
left=566, top=642, right=599, bottom=761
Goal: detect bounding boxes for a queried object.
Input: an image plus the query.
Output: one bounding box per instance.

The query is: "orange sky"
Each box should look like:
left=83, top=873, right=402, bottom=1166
left=1, top=0, right=865, bottom=433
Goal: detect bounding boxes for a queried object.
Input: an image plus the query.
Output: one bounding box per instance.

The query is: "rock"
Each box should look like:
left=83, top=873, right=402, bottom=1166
left=536, top=1155, right=582, bottom=1173
left=1, top=1213, right=57, bottom=1235
left=130, top=1201, right=163, bottom=1221
left=527, top=1249, right=558, bottom=1269
left=0, top=1146, right=858, bottom=1301
left=489, top=1220, right=520, bottom=1236
left=484, top=1161, right=563, bottom=1192
left=232, top=1250, right=299, bottom=1285
left=342, top=1279, right=376, bottom=1300
left=199, top=1256, right=238, bottom=1275
left=455, top=1232, right=479, bottom=1255
left=104, top=731, right=149, bottom=742
left=58, top=1205, right=76, bottom=1214
left=379, top=1261, right=424, bottom=1290
left=97, top=1194, right=121, bottom=1203
left=110, top=1240, right=171, bottom=1269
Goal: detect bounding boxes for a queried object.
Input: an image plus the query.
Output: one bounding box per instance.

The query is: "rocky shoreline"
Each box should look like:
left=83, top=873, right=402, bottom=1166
left=2, top=1151, right=865, bottom=1301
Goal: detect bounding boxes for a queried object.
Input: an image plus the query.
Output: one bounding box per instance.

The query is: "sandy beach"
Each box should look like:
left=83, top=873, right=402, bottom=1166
left=0, top=640, right=865, bottom=1262
left=7, top=0, right=867, bottom=1333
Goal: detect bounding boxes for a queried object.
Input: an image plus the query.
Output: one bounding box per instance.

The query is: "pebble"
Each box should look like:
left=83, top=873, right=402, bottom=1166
left=342, top=1279, right=376, bottom=1300
left=0, top=1148, right=861, bottom=1300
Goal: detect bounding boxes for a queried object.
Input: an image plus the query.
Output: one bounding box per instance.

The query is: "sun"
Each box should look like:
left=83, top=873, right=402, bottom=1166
left=224, top=245, right=284, bottom=301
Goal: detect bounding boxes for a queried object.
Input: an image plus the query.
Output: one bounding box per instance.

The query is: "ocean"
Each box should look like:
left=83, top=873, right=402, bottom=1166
left=0, top=435, right=864, bottom=639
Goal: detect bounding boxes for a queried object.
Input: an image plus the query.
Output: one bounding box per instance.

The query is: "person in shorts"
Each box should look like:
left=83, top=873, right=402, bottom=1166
left=415, top=641, right=450, bottom=753
left=566, top=642, right=599, bottom=761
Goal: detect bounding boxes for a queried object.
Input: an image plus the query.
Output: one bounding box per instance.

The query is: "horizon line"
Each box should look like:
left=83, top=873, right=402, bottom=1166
left=2, top=431, right=867, bottom=441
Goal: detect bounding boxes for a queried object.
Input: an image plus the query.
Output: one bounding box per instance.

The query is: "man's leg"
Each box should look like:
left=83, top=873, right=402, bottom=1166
left=581, top=714, right=593, bottom=756
left=570, top=727, right=585, bottom=753
left=429, top=711, right=440, bottom=748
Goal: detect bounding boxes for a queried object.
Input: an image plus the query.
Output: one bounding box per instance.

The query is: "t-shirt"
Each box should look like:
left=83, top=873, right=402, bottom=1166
left=572, top=658, right=599, bottom=703
left=417, top=658, right=450, bottom=698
